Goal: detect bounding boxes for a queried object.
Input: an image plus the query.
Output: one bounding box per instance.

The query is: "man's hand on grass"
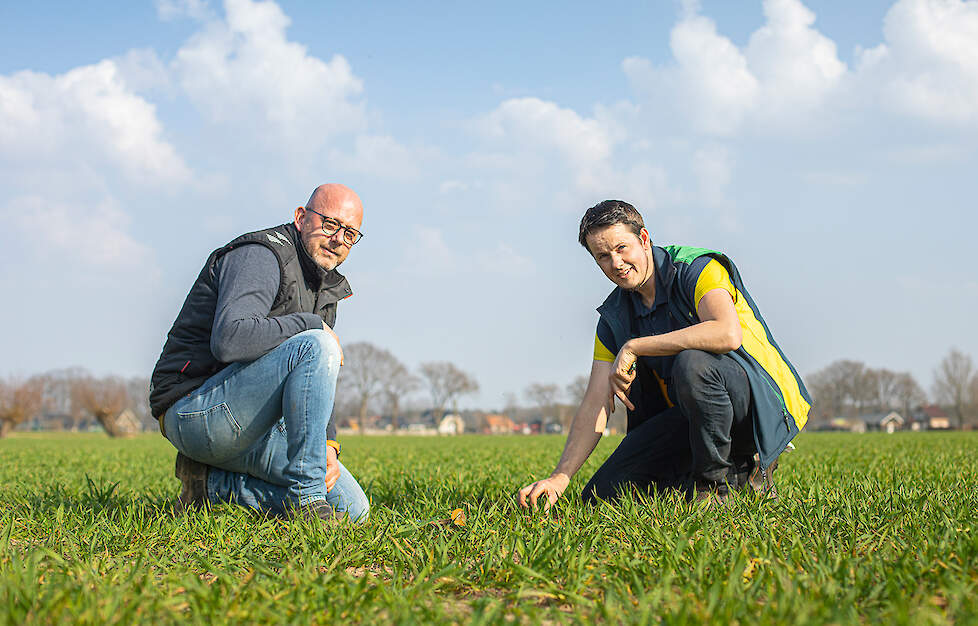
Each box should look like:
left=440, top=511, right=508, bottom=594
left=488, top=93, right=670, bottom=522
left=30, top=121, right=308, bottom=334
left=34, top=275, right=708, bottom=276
left=517, top=473, right=570, bottom=510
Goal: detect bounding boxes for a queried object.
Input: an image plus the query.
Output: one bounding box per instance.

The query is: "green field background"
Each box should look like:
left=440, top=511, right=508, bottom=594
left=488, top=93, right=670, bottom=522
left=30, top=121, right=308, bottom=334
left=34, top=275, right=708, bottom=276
left=1, top=432, right=976, bottom=624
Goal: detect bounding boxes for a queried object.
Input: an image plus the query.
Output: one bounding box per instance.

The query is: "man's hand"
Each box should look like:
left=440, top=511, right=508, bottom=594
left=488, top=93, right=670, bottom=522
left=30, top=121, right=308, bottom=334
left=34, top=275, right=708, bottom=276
left=325, top=444, right=340, bottom=492
left=518, top=473, right=570, bottom=510
left=322, top=321, right=344, bottom=366
left=609, top=343, right=638, bottom=411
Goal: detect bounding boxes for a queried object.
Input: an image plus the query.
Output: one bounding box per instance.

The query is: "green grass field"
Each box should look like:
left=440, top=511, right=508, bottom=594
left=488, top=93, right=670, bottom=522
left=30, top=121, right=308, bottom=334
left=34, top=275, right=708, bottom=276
left=1, top=432, right=976, bottom=624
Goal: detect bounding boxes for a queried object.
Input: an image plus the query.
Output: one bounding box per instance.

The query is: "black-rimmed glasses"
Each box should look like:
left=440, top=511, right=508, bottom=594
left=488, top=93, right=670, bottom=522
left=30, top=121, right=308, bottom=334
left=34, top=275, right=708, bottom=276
left=304, top=207, right=363, bottom=246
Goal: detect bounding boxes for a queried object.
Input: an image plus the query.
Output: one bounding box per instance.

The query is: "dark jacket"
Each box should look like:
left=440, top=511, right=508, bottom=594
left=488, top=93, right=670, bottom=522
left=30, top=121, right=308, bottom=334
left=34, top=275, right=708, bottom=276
left=596, top=245, right=811, bottom=469
left=149, top=223, right=352, bottom=422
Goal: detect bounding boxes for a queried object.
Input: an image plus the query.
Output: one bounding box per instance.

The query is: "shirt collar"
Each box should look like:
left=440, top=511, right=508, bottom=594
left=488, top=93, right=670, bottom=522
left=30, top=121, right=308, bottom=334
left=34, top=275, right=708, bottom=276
left=630, top=246, right=673, bottom=316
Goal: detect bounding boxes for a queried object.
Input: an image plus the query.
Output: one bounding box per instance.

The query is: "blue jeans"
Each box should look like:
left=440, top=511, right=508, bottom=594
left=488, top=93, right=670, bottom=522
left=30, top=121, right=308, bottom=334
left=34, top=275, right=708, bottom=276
left=163, top=329, right=369, bottom=522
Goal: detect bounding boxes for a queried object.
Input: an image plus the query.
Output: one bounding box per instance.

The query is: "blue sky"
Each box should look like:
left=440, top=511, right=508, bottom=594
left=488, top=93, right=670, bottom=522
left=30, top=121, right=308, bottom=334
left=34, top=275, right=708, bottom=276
left=1, top=0, right=976, bottom=409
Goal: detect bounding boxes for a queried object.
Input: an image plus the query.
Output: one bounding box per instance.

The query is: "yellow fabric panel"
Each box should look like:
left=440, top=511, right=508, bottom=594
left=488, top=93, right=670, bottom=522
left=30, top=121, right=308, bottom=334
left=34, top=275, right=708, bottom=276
left=593, top=334, right=615, bottom=362
left=694, top=258, right=810, bottom=428
left=694, top=259, right=737, bottom=308
left=730, top=288, right=811, bottom=429
left=653, top=369, right=675, bottom=408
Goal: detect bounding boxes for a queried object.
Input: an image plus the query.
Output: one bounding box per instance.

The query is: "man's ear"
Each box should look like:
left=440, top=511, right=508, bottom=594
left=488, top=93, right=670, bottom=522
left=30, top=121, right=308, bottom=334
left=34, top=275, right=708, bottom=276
left=294, top=206, right=305, bottom=230
left=640, top=228, right=652, bottom=249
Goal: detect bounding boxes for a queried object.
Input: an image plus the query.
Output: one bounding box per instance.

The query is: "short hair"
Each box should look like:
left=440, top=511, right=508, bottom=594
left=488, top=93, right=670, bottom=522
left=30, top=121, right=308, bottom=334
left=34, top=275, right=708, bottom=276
left=578, top=200, right=645, bottom=253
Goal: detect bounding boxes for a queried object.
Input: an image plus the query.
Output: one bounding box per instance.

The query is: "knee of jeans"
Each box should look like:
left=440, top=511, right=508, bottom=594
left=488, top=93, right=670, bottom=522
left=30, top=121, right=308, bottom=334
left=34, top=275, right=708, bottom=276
left=580, top=470, right=613, bottom=505
left=673, top=350, right=717, bottom=390
left=349, top=498, right=370, bottom=525
left=294, top=329, right=342, bottom=372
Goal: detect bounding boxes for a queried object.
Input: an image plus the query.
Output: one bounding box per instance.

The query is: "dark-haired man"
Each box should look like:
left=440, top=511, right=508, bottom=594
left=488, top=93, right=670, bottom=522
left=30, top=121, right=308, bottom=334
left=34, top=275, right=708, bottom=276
left=150, top=183, right=368, bottom=522
left=518, top=200, right=811, bottom=507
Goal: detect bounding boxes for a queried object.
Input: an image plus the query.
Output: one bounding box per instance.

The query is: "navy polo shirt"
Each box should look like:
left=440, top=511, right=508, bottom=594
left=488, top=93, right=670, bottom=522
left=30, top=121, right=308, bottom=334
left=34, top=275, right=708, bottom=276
left=593, top=251, right=719, bottom=404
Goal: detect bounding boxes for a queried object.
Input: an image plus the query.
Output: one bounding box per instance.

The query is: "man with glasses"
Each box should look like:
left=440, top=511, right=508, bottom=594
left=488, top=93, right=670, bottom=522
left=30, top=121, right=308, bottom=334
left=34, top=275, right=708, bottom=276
left=150, top=184, right=368, bottom=522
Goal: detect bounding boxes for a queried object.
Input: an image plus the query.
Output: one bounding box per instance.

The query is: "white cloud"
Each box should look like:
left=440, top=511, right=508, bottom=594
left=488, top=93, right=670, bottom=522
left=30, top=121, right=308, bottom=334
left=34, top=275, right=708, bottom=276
left=397, top=228, right=535, bottom=278
left=624, top=0, right=846, bottom=136
left=802, top=170, right=867, bottom=186
left=400, top=226, right=458, bottom=275
left=439, top=180, right=470, bottom=194
left=328, top=134, right=426, bottom=181
left=692, top=145, right=733, bottom=207
left=0, top=60, right=190, bottom=185
left=625, top=0, right=978, bottom=135
left=479, top=97, right=612, bottom=167
left=745, top=0, right=846, bottom=121
left=3, top=195, right=157, bottom=274
left=112, top=48, right=172, bottom=94
left=476, top=242, right=536, bottom=276
left=857, top=0, right=978, bottom=126
left=624, top=12, right=758, bottom=136
left=884, top=142, right=967, bottom=165
left=472, top=97, right=668, bottom=212
left=173, top=0, right=366, bottom=149
left=156, top=0, right=211, bottom=21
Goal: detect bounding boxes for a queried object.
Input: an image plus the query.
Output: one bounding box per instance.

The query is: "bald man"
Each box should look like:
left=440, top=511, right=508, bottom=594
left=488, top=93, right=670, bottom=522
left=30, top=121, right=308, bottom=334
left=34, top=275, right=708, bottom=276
left=150, top=184, right=369, bottom=522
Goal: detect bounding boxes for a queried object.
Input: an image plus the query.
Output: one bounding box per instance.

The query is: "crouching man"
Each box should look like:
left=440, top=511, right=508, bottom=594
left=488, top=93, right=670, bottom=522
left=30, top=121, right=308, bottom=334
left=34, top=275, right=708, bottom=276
left=150, top=184, right=369, bottom=522
left=518, top=200, right=811, bottom=508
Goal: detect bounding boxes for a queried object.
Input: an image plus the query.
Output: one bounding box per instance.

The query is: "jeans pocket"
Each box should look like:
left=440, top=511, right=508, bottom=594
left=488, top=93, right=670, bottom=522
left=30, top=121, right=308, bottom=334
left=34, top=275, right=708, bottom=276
left=175, top=402, right=241, bottom=462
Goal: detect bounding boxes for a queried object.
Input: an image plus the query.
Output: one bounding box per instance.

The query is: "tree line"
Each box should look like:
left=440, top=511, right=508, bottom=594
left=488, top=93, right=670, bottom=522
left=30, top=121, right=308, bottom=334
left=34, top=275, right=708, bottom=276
left=3, top=346, right=977, bottom=436
left=332, top=343, right=479, bottom=428
left=0, top=368, right=152, bottom=438
left=806, top=348, right=978, bottom=428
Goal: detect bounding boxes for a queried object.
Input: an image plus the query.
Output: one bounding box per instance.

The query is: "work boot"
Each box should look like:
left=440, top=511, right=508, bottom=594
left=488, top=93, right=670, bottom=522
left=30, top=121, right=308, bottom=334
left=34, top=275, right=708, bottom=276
left=747, top=455, right=779, bottom=499
left=286, top=500, right=343, bottom=523
left=692, top=480, right=730, bottom=507
left=174, top=452, right=210, bottom=514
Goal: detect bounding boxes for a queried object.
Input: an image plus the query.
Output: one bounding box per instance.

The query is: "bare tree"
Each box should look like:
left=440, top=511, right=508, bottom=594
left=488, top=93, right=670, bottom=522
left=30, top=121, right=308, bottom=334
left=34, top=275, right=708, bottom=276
left=892, top=372, right=926, bottom=418
left=970, top=374, right=978, bottom=427
left=340, top=342, right=393, bottom=427
left=125, top=376, right=153, bottom=431
left=502, top=392, right=520, bottom=417
left=864, top=368, right=902, bottom=413
left=840, top=360, right=875, bottom=414
left=566, top=375, right=589, bottom=408
left=932, top=349, right=974, bottom=428
left=331, top=383, right=359, bottom=426
left=807, top=360, right=861, bottom=421
left=808, top=359, right=899, bottom=420
left=376, top=358, right=419, bottom=430
left=525, top=383, right=560, bottom=422
left=0, top=377, right=44, bottom=438
left=71, top=375, right=132, bottom=437
left=419, top=361, right=479, bottom=420
left=38, top=367, right=90, bottom=430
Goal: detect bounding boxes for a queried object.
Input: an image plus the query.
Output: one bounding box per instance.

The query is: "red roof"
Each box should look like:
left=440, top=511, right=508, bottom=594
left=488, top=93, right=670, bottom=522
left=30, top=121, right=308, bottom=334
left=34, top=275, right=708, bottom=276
left=921, top=404, right=948, bottom=418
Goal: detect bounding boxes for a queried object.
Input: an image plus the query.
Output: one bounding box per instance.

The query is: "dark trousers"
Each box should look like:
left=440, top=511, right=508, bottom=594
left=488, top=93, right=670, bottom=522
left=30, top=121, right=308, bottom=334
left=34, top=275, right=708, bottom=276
left=582, top=349, right=755, bottom=502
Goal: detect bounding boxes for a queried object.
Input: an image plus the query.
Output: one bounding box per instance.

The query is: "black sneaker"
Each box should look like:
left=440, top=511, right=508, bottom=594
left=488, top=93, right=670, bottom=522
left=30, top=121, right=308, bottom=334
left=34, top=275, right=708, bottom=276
left=174, top=452, right=210, bottom=514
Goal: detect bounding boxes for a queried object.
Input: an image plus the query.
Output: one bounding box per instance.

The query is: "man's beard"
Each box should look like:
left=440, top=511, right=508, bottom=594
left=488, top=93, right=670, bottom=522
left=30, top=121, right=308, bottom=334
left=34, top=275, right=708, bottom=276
left=303, top=238, right=339, bottom=271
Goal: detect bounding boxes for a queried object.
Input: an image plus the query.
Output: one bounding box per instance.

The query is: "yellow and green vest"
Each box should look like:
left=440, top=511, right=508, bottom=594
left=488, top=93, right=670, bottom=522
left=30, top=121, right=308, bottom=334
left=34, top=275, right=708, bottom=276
left=595, top=245, right=811, bottom=468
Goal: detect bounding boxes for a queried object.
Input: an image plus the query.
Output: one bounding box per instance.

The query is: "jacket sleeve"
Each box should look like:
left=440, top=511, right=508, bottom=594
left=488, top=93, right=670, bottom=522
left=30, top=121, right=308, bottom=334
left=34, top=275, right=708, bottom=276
left=210, top=244, right=323, bottom=363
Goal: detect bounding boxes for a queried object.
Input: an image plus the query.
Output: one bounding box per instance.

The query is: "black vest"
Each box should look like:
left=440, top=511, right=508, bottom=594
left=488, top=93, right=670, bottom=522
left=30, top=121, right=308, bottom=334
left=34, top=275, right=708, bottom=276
left=149, top=223, right=352, bottom=416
